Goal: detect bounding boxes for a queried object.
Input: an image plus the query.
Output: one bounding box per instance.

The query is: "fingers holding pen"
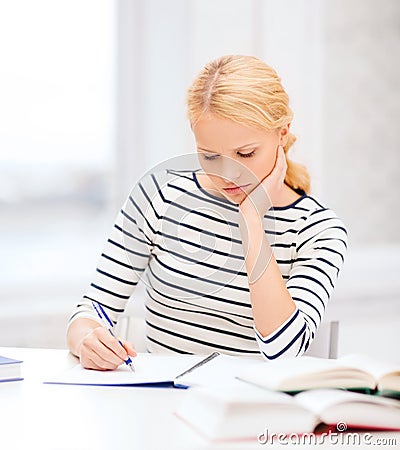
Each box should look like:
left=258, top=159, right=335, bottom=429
left=79, top=327, right=121, bottom=370
left=120, top=339, right=137, bottom=359
left=79, top=326, right=136, bottom=370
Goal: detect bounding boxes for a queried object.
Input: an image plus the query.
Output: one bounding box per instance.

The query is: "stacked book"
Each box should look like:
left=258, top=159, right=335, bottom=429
left=174, top=353, right=400, bottom=442
left=0, top=355, right=23, bottom=383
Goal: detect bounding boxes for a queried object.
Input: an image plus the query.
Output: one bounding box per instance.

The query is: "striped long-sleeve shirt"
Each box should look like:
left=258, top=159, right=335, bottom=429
left=69, top=169, right=348, bottom=359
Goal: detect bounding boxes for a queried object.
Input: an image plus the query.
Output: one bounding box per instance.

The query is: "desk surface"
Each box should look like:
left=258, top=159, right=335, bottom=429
left=0, top=347, right=399, bottom=450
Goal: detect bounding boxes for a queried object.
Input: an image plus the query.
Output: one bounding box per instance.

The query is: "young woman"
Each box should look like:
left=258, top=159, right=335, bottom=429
left=67, top=55, right=347, bottom=370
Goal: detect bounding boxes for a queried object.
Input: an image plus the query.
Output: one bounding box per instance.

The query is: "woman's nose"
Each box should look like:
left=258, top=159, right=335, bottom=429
left=220, top=157, right=242, bottom=183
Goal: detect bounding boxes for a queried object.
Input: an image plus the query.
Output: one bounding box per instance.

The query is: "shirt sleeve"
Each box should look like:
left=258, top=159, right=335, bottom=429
left=67, top=172, right=162, bottom=327
left=254, top=207, right=348, bottom=360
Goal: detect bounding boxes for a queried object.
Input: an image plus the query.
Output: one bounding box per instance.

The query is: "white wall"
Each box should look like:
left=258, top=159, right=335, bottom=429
left=0, top=0, right=116, bottom=349
left=322, top=0, right=400, bottom=246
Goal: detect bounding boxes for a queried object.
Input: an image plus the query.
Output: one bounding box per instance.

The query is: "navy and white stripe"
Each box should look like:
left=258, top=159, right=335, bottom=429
left=69, top=169, right=347, bottom=359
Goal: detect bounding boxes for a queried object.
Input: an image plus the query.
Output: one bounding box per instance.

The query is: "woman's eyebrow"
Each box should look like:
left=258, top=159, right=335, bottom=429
left=197, top=143, right=258, bottom=153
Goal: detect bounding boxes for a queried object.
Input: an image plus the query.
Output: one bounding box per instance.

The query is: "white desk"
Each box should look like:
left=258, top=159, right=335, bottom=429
left=0, top=347, right=399, bottom=450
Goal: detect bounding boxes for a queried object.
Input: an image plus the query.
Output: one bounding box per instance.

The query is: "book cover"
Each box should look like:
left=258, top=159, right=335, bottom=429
left=0, top=355, right=23, bottom=382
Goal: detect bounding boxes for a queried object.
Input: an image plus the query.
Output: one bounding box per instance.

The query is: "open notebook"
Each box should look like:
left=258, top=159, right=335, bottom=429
left=43, top=352, right=261, bottom=388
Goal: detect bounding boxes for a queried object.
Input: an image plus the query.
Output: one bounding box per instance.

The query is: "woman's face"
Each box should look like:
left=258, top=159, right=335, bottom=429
left=193, top=114, right=289, bottom=203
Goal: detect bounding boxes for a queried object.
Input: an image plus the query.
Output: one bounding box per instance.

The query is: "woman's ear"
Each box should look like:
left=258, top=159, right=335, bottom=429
left=279, top=123, right=291, bottom=147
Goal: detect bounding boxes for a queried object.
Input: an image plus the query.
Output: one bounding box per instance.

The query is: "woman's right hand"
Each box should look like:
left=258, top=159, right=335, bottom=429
left=67, top=318, right=137, bottom=371
left=78, top=326, right=137, bottom=370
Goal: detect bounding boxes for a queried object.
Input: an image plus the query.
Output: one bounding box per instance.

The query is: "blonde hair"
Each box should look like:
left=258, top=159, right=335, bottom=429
left=187, top=55, right=311, bottom=194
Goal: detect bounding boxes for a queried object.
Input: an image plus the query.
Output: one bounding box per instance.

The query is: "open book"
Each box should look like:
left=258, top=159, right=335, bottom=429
left=44, top=352, right=261, bottom=388
left=175, top=385, right=400, bottom=442
left=237, top=354, right=400, bottom=396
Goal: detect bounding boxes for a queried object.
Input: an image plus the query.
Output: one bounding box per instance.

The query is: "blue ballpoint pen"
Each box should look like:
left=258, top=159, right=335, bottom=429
left=91, top=301, right=135, bottom=372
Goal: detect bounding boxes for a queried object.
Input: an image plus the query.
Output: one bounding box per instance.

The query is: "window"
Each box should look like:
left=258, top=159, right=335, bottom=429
left=0, top=0, right=115, bottom=347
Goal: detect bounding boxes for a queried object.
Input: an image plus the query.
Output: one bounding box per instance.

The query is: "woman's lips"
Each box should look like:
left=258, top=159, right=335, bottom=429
left=222, top=184, right=251, bottom=195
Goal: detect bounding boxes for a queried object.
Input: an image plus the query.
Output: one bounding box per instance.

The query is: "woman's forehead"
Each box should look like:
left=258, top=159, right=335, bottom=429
left=193, top=116, right=277, bottom=152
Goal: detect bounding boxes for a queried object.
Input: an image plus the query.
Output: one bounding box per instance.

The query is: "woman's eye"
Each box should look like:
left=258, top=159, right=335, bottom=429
left=238, top=150, right=255, bottom=158
left=202, top=154, right=220, bottom=161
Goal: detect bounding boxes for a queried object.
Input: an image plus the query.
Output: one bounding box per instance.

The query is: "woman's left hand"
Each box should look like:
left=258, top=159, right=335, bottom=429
left=239, top=145, right=287, bottom=218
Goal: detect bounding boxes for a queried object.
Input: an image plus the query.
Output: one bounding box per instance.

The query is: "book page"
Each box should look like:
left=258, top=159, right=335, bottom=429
left=43, top=353, right=203, bottom=386
left=175, top=385, right=319, bottom=440
left=0, top=355, right=23, bottom=381
left=237, top=356, right=377, bottom=391
left=295, top=389, right=400, bottom=430
left=175, top=353, right=262, bottom=388
left=295, top=388, right=400, bottom=415
left=338, top=354, right=400, bottom=382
